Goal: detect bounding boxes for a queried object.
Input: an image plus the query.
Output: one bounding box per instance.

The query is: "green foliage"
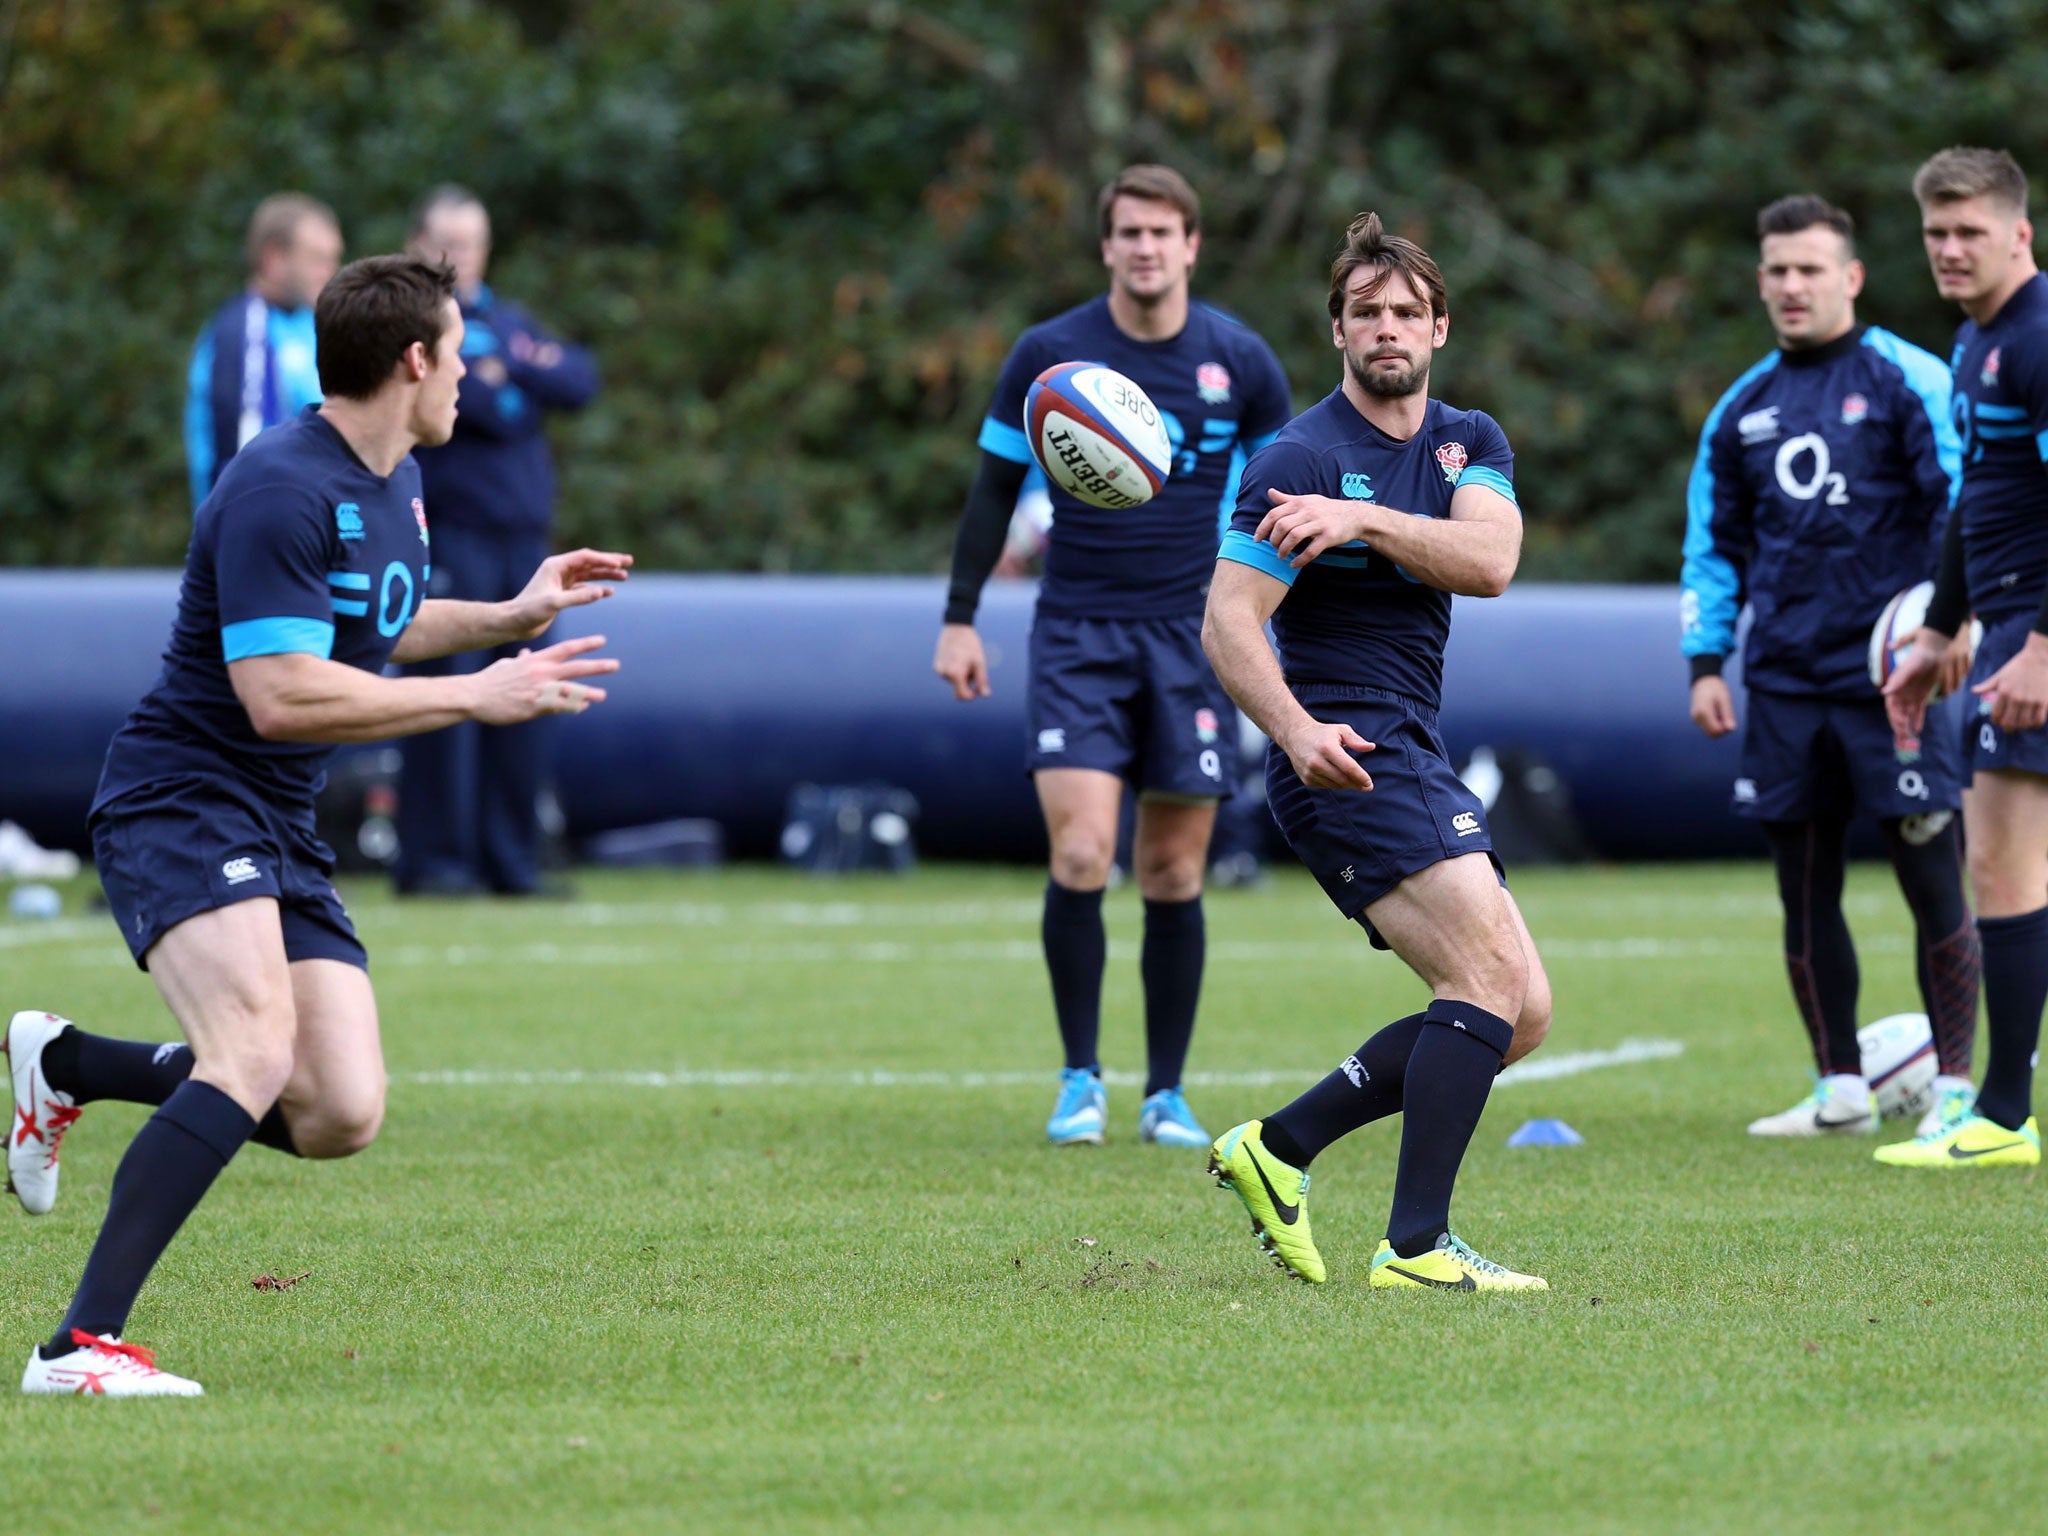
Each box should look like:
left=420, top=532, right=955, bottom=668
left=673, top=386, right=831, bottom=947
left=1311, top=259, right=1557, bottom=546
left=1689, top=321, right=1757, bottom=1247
left=3, top=0, right=2046, bottom=577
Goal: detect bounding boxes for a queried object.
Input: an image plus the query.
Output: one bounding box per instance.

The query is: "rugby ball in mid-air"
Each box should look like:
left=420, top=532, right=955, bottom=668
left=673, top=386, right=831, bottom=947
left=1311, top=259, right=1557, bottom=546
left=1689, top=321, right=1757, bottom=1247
left=1024, top=362, right=1173, bottom=510
left=1868, top=580, right=1983, bottom=694
left=1859, top=1011, right=1938, bottom=1120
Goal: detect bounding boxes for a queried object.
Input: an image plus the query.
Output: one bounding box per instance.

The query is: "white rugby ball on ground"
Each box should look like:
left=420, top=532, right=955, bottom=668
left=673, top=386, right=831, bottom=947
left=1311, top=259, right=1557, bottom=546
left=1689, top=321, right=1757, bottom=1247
left=1024, top=361, right=1173, bottom=509
left=1859, top=1011, right=1937, bottom=1120
left=1868, top=581, right=1982, bottom=695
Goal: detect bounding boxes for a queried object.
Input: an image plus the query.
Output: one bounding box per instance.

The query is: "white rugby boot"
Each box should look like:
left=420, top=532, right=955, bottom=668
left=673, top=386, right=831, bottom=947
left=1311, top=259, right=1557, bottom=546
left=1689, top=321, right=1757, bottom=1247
left=1915, top=1075, right=1978, bottom=1138
left=7, top=1010, right=80, bottom=1214
left=1747, top=1074, right=1877, bottom=1137
left=22, top=1332, right=203, bottom=1397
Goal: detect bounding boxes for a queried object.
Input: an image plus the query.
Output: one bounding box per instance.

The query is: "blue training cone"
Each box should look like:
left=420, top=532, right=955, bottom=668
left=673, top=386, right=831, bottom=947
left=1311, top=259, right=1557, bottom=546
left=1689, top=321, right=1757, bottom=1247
left=1507, top=1118, right=1583, bottom=1147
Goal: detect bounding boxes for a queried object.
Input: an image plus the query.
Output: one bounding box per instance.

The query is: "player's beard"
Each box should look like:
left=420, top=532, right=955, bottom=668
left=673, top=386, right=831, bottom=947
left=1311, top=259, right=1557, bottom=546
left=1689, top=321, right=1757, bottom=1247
left=1348, top=348, right=1429, bottom=399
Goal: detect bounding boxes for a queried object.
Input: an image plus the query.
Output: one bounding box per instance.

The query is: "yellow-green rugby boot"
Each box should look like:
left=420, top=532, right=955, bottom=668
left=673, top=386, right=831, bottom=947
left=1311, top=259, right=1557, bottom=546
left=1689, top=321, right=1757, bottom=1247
left=1208, top=1120, right=1324, bottom=1283
left=1369, top=1233, right=1548, bottom=1292
left=1874, top=1111, right=2040, bottom=1169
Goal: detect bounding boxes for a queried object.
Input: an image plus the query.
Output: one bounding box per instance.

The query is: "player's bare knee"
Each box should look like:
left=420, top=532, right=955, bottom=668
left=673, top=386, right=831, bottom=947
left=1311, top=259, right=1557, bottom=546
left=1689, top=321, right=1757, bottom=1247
left=295, top=1100, right=383, bottom=1159
left=1049, top=834, right=1116, bottom=891
left=1447, top=924, right=1528, bottom=1023
left=1134, top=850, right=1203, bottom=902
left=1508, top=977, right=1552, bottom=1064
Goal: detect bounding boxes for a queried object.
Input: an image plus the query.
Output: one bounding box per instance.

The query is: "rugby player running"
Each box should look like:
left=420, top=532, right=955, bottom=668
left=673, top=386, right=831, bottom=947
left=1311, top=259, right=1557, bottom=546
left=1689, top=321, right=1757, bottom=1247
left=933, top=166, right=1292, bottom=1148
left=1884, top=147, right=2048, bottom=1170
left=1682, top=194, right=1978, bottom=1139
left=7, top=255, right=629, bottom=1393
left=1201, top=213, right=1552, bottom=1289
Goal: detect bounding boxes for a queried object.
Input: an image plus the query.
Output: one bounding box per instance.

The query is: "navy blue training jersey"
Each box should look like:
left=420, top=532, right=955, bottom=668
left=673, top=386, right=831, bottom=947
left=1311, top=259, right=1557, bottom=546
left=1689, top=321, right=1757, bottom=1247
left=1681, top=325, right=1959, bottom=698
left=95, top=407, right=432, bottom=813
left=1949, top=274, right=2048, bottom=622
left=980, top=295, right=1291, bottom=620
left=1218, top=390, right=1517, bottom=712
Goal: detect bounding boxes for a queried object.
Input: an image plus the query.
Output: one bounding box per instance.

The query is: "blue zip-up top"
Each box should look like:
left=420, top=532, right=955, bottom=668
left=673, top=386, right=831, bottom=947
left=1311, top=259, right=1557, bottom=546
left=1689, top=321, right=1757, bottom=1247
left=185, top=293, right=324, bottom=507
left=1681, top=324, right=1959, bottom=698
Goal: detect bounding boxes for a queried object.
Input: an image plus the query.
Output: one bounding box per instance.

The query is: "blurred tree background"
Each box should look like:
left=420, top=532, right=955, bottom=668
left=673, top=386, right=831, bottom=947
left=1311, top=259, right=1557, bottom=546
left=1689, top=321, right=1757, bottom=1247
left=3, top=0, right=2044, bottom=577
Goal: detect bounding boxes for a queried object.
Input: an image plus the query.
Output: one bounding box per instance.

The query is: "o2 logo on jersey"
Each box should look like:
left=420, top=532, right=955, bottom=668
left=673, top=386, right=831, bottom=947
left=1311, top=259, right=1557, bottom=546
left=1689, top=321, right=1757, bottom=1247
left=1774, top=433, right=1848, bottom=506
left=376, top=560, right=416, bottom=638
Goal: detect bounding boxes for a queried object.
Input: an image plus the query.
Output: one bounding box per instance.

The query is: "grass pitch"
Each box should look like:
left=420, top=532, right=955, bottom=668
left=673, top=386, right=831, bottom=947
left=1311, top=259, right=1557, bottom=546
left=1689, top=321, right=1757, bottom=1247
left=2, top=860, right=2044, bottom=1533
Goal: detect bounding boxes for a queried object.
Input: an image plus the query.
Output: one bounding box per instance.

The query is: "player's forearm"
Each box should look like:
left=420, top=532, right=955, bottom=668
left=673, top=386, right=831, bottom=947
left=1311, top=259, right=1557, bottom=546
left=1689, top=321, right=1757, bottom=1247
left=944, top=453, right=1030, bottom=624
left=1200, top=602, right=1313, bottom=748
left=236, top=660, right=480, bottom=744
left=388, top=599, right=528, bottom=663
left=1352, top=506, right=1519, bottom=596
left=1924, top=510, right=1968, bottom=638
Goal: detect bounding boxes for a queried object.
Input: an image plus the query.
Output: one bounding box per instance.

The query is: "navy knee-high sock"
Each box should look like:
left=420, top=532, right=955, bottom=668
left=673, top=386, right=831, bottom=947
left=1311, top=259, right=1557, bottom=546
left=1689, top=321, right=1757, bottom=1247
left=1973, top=906, right=2048, bottom=1131
left=1141, top=896, right=1204, bottom=1096
left=41, top=1029, right=299, bottom=1155
left=1042, top=881, right=1106, bottom=1074
left=1386, top=1000, right=1515, bottom=1259
left=1765, top=819, right=1862, bottom=1077
left=49, top=1080, right=256, bottom=1351
left=1881, top=818, right=1980, bottom=1078
left=1261, top=1014, right=1427, bottom=1168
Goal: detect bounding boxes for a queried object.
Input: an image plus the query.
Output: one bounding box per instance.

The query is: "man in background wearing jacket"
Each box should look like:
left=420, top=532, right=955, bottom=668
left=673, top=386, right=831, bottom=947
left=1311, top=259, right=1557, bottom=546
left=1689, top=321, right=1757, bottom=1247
left=397, top=185, right=601, bottom=896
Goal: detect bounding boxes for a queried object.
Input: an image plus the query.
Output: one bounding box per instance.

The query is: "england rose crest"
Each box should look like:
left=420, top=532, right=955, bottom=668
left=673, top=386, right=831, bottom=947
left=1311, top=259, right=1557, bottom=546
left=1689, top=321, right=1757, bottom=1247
left=413, top=498, right=430, bottom=547
left=1841, top=393, right=1869, bottom=425
left=1196, top=362, right=1232, bottom=404
left=1434, top=442, right=1468, bottom=484
left=1194, top=708, right=1219, bottom=744
left=1983, top=347, right=2002, bottom=388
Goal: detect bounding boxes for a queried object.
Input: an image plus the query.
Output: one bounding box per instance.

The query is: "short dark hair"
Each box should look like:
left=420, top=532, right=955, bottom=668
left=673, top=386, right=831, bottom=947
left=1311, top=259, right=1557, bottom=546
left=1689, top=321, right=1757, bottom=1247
left=1327, top=211, right=1447, bottom=320
left=244, top=192, right=338, bottom=272
left=1097, top=164, right=1201, bottom=240
left=1757, top=194, right=1856, bottom=254
left=315, top=256, right=459, bottom=401
left=1914, top=147, right=2029, bottom=216
left=409, top=182, right=487, bottom=240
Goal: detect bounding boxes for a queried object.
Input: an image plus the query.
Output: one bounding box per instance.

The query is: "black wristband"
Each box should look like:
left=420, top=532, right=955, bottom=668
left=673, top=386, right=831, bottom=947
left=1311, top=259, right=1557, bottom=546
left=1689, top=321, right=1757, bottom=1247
left=1688, top=653, right=1725, bottom=682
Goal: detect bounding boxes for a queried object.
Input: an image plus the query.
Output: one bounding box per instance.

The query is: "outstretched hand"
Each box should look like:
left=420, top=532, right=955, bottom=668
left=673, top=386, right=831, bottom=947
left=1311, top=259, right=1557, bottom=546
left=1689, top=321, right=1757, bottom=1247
left=505, top=548, right=634, bottom=640
left=472, top=635, right=620, bottom=725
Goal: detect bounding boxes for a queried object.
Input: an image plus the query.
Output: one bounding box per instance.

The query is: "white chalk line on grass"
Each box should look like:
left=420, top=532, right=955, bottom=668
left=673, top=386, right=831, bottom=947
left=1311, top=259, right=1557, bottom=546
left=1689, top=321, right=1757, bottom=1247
left=396, top=1037, right=1682, bottom=1093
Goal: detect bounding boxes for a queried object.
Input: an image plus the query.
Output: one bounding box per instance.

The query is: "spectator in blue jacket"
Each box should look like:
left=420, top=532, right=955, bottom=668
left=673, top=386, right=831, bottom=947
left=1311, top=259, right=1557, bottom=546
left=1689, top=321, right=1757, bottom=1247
left=396, top=185, right=601, bottom=896
left=184, top=193, right=344, bottom=505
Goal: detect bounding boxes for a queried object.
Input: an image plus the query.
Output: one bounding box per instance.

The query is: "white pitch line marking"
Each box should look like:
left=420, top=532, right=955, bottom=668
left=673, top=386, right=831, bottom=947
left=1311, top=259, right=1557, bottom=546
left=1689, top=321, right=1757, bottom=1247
left=396, top=1038, right=1682, bottom=1092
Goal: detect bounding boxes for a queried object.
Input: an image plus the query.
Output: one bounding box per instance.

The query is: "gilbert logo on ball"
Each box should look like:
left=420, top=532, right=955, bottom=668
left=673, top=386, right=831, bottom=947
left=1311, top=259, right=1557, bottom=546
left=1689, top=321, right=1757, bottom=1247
left=1024, top=362, right=1173, bottom=509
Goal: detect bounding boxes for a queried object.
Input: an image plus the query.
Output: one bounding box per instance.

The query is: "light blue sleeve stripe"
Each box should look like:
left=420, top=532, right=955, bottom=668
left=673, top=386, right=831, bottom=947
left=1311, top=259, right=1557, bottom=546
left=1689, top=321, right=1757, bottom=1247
left=1217, top=445, right=1248, bottom=536
left=185, top=332, right=215, bottom=510
left=1863, top=327, right=1961, bottom=501
left=2038, top=429, right=2048, bottom=463
left=977, top=417, right=1033, bottom=464
left=327, top=571, right=372, bottom=590
left=1457, top=465, right=1517, bottom=504
left=330, top=598, right=369, bottom=617
left=221, top=617, right=335, bottom=662
left=1976, top=402, right=2029, bottom=419
left=1217, top=528, right=1298, bottom=587
left=1680, top=354, right=1777, bottom=659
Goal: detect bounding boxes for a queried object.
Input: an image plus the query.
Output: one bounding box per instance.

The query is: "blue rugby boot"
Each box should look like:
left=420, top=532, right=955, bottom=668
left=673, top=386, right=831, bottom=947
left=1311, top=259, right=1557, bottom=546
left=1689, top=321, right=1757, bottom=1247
left=1046, top=1068, right=1107, bottom=1146
left=1137, top=1087, right=1208, bottom=1147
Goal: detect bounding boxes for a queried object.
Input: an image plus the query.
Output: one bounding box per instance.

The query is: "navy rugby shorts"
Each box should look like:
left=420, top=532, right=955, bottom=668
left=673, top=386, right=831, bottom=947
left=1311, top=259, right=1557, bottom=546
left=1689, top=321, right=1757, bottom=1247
left=91, top=776, right=367, bottom=972
left=1961, top=613, right=2048, bottom=780
left=1025, top=612, right=1235, bottom=798
left=1735, top=689, right=1962, bottom=822
left=1264, top=685, right=1503, bottom=947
